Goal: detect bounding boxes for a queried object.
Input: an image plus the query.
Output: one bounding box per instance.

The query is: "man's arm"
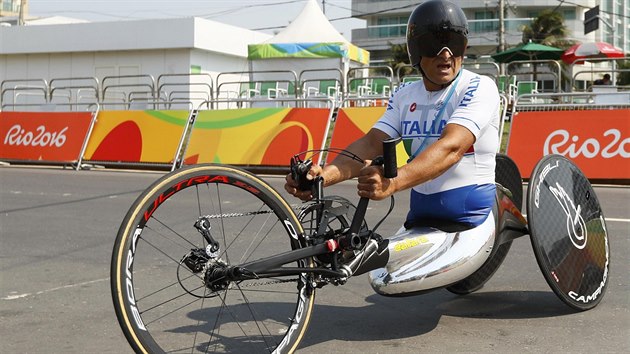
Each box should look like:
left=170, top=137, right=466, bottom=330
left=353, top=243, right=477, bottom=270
left=284, top=128, right=391, bottom=200
left=357, top=123, right=475, bottom=200
left=321, top=128, right=391, bottom=186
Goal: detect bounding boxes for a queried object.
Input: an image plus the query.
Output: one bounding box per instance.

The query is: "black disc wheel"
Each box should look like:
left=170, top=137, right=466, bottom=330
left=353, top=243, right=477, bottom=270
left=111, top=164, right=315, bottom=353
left=527, top=154, right=609, bottom=311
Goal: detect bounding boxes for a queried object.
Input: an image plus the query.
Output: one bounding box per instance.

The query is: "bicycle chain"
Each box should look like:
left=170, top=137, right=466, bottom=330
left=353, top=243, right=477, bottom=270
left=200, top=204, right=306, bottom=220
left=239, top=278, right=299, bottom=287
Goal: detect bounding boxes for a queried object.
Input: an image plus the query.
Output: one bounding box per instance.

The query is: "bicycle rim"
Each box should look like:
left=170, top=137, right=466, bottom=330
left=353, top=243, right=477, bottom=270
left=111, top=164, right=315, bottom=353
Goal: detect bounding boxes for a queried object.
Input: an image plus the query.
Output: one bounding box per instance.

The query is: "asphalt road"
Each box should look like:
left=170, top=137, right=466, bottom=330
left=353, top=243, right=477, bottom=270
left=1, top=166, right=628, bottom=353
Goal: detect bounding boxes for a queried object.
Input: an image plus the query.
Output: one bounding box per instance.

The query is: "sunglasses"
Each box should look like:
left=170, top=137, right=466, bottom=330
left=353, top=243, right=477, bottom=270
left=413, top=31, right=467, bottom=57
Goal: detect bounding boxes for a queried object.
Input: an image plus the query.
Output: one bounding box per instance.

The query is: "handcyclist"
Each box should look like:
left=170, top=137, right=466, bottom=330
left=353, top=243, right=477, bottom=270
left=285, top=0, right=500, bottom=230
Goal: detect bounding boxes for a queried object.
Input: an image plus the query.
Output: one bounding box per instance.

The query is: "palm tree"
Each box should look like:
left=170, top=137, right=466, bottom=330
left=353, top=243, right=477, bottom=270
left=386, top=42, right=414, bottom=79
left=521, top=9, right=573, bottom=49
left=521, top=9, right=575, bottom=88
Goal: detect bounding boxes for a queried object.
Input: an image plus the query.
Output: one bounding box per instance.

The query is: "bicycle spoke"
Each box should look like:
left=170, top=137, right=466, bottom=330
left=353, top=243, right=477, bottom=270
left=142, top=293, right=202, bottom=327
left=234, top=283, right=278, bottom=352
left=191, top=288, right=208, bottom=354
left=206, top=290, right=227, bottom=354
left=136, top=272, right=198, bottom=304
left=237, top=213, right=279, bottom=265
left=148, top=216, right=201, bottom=250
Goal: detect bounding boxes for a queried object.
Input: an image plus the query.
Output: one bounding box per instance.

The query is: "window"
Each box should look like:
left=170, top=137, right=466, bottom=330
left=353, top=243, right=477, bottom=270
left=473, top=11, right=496, bottom=32
left=2, top=0, right=20, bottom=12
left=372, top=16, right=407, bottom=38
left=562, top=9, right=576, bottom=20
left=526, top=11, right=540, bottom=18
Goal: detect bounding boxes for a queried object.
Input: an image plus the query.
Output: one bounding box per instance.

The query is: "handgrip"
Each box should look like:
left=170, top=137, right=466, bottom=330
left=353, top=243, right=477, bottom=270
left=345, top=137, right=400, bottom=249
left=382, top=137, right=400, bottom=178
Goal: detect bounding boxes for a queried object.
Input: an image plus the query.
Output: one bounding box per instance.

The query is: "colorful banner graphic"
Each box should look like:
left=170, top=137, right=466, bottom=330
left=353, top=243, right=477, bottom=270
left=248, top=42, right=369, bottom=65
left=82, top=110, right=191, bottom=164
left=1, top=111, right=94, bottom=163
left=507, top=109, right=630, bottom=179
left=327, top=107, right=410, bottom=166
left=183, top=107, right=331, bottom=167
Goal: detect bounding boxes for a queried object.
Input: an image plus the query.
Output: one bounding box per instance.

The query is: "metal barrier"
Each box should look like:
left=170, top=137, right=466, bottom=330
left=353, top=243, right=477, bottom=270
left=514, top=91, right=630, bottom=109
left=299, top=68, right=344, bottom=107
left=346, top=65, right=394, bottom=103
left=1, top=86, right=49, bottom=109
left=463, top=61, right=500, bottom=80
left=498, top=93, right=509, bottom=152
left=0, top=79, right=49, bottom=108
left=4, top=63, right=612, bottom=113
left=101, top=74, right=157, bottom=103
left=49, top=77, right=100, bottom=103
left=568, top=56, right=630, bottom=91
left=1, top=101, right=97, bottom=112
left=157, top=73, right=214, bottom=109
left=506, top=59, right=562, bottom=94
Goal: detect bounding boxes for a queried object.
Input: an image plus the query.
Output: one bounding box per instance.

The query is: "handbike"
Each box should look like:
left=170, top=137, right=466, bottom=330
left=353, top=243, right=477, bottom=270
left=111, top=139, right=610, bottom=353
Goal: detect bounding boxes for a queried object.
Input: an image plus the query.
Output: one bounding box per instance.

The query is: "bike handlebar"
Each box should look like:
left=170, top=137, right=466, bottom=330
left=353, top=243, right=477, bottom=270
left=382, top=137, right=400, bottom=179
left=290, top=138, right=400, bottom=249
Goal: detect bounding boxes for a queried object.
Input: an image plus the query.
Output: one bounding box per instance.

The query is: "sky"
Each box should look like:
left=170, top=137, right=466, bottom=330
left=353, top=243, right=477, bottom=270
left=26, top=0, right=365, bottom=41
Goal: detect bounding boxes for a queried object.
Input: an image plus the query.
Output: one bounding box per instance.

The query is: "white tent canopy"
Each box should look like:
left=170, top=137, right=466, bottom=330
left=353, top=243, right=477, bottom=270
left=247, top=0, right=368, bottom=92
left=265, top=0, right=347, bottom=43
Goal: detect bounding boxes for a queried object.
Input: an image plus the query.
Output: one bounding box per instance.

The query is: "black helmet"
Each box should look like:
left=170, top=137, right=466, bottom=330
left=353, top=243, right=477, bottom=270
left=407, top=0, right=469, bottom=68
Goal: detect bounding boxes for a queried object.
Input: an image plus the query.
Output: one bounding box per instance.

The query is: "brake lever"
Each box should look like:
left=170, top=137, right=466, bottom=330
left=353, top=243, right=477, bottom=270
left=290, top=156, right=314, bottom=192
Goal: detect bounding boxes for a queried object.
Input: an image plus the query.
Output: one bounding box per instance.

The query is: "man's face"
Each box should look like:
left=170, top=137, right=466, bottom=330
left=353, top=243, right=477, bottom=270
left=419, top=48, right=463, bottom=91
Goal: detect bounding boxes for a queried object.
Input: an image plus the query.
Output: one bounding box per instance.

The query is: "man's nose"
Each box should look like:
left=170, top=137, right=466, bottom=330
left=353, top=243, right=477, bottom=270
left=436, top=47, right=454, bottom=58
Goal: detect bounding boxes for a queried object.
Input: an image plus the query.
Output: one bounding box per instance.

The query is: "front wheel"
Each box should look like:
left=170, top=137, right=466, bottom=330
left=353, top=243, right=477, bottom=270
left=111, top=164, right=315, bottom=353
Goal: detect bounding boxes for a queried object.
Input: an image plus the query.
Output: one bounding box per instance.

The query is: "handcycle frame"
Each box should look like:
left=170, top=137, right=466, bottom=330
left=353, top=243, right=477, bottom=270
left=111, top=140, right=609, bottom=354
left=202, top=139, right=528, bottom=293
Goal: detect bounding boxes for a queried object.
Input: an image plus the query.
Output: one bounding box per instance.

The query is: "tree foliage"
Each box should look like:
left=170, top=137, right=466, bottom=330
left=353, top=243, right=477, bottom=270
left=386, top=42, right=415, bottom=77
left=521, top=9, right=575, bottom=49
left=616, top=59, right=630, bottom=86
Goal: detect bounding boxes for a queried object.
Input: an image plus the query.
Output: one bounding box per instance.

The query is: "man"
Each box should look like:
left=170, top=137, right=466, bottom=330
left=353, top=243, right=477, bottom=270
left=594, top=74, right=611, bottom=85
left=286, top=0, right=500, bottom=230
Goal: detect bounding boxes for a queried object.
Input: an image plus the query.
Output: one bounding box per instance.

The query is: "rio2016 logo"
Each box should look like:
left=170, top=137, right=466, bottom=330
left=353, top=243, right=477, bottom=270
left=544, top=128, right=629, bottom=159
left=4, top=124, right=68, bottom=147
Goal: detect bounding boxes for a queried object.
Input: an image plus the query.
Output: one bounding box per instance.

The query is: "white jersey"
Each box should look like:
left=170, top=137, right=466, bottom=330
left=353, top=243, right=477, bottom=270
left=374, top=69, right=500, bottom=195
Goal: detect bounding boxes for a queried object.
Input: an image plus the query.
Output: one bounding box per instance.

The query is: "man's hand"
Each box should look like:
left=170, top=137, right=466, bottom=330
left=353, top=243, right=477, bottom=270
left=284, top=164, right=323, bottom=201
left=357, top=161, right=397, bottom=200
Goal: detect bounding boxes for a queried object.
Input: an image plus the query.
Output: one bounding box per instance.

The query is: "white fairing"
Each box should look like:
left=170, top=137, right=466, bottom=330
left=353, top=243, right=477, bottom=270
left=369, top=211, right=496, bottom=296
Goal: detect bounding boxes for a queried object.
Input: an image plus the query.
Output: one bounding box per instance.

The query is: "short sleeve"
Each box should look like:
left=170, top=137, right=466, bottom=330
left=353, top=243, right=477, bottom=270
left=448, top=75, right=500, bottom=139
left=373, top=83, right=416, bottom=138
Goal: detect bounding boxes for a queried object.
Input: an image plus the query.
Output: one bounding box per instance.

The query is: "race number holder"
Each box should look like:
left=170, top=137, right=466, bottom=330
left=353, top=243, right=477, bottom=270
left=527, top=154, right=610, bottom=310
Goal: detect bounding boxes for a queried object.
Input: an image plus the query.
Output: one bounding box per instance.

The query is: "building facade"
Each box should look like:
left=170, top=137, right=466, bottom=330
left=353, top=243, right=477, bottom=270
left=0, top=0, right=24, bottom=17
left=351, top=0, right=628, bottom=65
left=0, top=0, right=27, bottom=25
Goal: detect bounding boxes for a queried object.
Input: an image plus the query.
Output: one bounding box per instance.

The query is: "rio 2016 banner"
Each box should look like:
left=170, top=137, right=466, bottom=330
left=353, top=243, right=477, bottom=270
left=1, top=111, right=94, bottom=164
left=183, top=107, right=331, bottom=167
left=82, top=110, right=191, bottom=164
left=507, top=109, right=630, bottom=179
left=328, top=107, right=410, bottom=166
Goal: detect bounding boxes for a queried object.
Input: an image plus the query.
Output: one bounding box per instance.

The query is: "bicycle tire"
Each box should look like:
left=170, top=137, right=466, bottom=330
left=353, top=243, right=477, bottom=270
left=111, top=164, right=315, bottom=353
